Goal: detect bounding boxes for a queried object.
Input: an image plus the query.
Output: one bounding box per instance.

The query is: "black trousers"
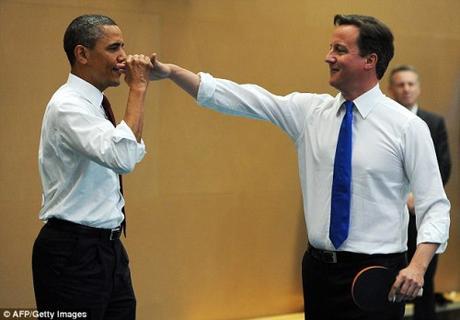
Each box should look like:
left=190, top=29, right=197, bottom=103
left=408, top=213, right=438, bottom=320
left=302, top=247, right=407, bottom=320
left=32, top=220, right=136, bottom=320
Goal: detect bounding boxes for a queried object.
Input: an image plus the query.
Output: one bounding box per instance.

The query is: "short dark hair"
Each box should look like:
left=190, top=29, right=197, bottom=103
left=389, top=64, right=420, bottom=84
left=334, top=14, right=394, bottom=80
left=63, top=14, right=117, bottom=65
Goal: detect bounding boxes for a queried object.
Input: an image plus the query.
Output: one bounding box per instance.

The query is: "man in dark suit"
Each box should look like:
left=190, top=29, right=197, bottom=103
left=389, top=65, right=451, bottom=320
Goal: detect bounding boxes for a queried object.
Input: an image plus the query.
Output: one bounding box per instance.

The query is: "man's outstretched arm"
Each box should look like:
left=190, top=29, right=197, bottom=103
left=149, top=54, right=200, bottom=99
left=146, top=54, right=309, bottom=140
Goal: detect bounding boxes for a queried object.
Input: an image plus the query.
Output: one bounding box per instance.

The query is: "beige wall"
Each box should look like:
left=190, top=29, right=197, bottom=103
left=1, top=1, right=459, bottom=319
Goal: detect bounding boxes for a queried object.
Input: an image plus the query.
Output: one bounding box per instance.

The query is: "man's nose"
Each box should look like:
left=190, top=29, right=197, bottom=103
left=325, top=50, right=336, bottom=64
left=118, top=49, right=127, bottom=62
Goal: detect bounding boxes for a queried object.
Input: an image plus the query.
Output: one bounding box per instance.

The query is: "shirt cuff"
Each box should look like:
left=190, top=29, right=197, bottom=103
left=113, top=120, right=146, bottom=160
left=436, top=242, right=447, bottom=254
left=417, top=230, right=449, bottom=254
left=112, top=121, right=144, bottom=144
left=197, top=72, right=216, bottom=105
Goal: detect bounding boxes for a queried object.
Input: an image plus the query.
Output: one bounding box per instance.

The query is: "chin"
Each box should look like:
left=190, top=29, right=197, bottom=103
left=328, top=73, right=340, bottom=86
left=329, top=79, right=340, bottom=91
left=109, top=80, right=121, bottom=87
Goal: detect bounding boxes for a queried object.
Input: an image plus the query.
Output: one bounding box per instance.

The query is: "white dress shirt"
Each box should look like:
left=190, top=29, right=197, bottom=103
left=197, top=72, right=450, bottom=254
left=38, top=74, right=146, bottom=228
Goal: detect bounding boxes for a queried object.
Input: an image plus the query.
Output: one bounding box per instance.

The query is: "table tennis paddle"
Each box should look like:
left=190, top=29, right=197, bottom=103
left=351, top=265, right=423, bottom=312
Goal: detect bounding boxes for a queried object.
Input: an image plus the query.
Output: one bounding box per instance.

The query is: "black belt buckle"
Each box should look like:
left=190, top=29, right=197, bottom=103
left=109, top=227, right=121, bottom=240
left=321, top=250, right=338, bottom=263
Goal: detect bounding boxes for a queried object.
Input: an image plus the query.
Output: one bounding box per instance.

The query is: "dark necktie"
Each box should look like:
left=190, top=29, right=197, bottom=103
left=102, top=96, right=127, bottom=236
left=329, top=100, right=354, bottom=248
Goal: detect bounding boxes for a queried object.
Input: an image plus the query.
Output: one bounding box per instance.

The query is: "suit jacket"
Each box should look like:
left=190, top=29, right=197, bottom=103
left=417, top=108, right=451, bottom=186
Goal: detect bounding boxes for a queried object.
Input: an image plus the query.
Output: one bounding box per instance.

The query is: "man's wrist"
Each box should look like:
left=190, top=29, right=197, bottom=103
left=128, top=84, right=148, bottom=94
left=168, top=64, right=179, bottom=79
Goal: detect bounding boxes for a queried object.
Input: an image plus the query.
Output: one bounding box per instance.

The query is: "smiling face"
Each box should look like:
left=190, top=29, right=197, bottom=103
left=79, top=25, right=127, bottom=91
left=325, top=25, right=371, bottom=98
left=389, top=70, right=421, bottom=109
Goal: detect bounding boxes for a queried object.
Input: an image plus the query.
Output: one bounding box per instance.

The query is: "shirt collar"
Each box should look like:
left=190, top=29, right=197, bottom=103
left=337, top=83, right=383, bottom=119
left=67, top=73, right=104, bottom=108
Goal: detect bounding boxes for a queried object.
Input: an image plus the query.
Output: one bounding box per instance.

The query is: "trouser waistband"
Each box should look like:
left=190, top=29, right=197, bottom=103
left=46, top=218, right=122, bottom=240
left=308, top=245, right=406, bottom=264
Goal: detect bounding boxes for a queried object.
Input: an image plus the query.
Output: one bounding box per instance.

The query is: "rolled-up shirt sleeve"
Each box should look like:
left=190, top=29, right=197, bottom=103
left=56, top=101, right=146, bottom=174
left=403, top=117, right=450, bottom=253
left=111, top=120, right=146, bottom=173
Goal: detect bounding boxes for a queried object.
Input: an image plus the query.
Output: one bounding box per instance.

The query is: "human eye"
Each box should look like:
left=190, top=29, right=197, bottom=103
left=334, top=45, right=348, bottom=55
left=107, top=42, right=122, bottom=52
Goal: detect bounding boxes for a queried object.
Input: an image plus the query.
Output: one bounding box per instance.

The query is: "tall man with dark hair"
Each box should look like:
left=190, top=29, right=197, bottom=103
left=389, top=65, right=451, bottom=320
left=148, top=14, right=450, bottom=320
left=33, top=15, right=152, bottom=319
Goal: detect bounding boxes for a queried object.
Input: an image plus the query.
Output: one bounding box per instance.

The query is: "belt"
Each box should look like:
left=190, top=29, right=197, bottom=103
left=46, top=218, right=122, bottom=240
left=309, top=245, right=405, bottom=264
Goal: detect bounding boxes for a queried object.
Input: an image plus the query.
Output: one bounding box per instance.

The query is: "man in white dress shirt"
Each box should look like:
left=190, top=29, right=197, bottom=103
left=148, top=14, right=449, bottom=320
left=33, top=15, right=152, bottom=320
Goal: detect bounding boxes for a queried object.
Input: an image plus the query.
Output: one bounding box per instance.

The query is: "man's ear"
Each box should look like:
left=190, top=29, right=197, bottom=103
left=74, top=45, right=90, bottom=65
left=364, top=53, right=378, bottom=71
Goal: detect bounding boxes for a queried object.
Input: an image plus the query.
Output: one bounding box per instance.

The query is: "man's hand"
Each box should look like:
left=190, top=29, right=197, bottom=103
left=143, top=53, right=200, bottom=98
left=118, top=54, right=153, bottom=91
left=149, top=53, right=172, bottom=80
left=388, top=264, right=424, bottom=302
left=388, top=243, right=438, bottom=303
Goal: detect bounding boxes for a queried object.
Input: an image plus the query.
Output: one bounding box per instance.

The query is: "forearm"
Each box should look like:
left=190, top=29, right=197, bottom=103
left=389, top=242, right=439, bottom=301
left=408, top=242, right=439, bottom=273
left=168, top=64, right=200, bottom=99
left=123, top=87, right=147, bottom=142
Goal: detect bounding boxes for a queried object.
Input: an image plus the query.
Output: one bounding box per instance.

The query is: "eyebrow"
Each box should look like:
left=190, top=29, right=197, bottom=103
left=330, top=43, right=349, bottom=51
left=330, top=42, right=348, bottom=48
